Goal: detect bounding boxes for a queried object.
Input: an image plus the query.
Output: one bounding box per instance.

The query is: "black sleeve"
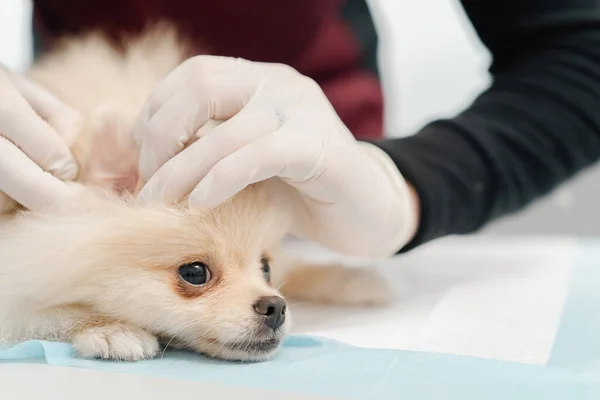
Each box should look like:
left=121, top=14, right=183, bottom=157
left=370, top=0, right=600, bottom=252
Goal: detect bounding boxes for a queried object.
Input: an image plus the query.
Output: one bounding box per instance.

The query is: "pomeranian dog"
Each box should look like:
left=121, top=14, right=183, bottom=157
left=0, top=24, right=391, bottom=362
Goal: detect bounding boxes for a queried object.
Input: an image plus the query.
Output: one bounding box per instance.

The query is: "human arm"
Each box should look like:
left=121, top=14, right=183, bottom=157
left=133, top=57, right=418, bottom=257
left=371, top=0, right=600, bottom=251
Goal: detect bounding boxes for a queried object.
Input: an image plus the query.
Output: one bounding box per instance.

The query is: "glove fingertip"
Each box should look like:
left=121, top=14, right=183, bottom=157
left=135, top=184, right=152, bottom=204
left=52, top=158, right=79, bottom=181
left=188, top=191, right=211, bottom=209
left=0, top=193, right=17, bottom=214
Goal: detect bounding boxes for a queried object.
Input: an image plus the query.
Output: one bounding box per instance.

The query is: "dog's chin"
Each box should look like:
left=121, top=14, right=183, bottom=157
left=187, top=338, right=281, bottom=362
left=191, top=330, right=287, bottom=362
left=218, top=338, right=282, bottom=362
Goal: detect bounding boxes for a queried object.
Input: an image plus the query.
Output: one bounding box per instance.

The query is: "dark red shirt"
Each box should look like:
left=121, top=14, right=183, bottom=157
left=32, top=0, right=383, bottom=140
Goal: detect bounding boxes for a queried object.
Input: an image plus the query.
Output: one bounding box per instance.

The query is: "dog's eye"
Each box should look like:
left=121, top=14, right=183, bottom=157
left=178, top=262, right=211, bottom=286
left=261, top=257, right=271, bottom=283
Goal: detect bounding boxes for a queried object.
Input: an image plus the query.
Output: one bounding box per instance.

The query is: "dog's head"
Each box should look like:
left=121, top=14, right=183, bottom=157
left=53, top=182, right=292, bottom=362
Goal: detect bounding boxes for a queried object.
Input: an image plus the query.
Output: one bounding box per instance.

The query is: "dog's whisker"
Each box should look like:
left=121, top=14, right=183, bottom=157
left=286, top=301, right=308, bottom=308
left=160, top=335, right=176, bottom=359
left=276, top=277, right=292, bottom=291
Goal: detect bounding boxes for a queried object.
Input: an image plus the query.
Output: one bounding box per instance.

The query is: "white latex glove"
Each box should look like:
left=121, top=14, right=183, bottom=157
left=135, top=56, right=419, bottom=257
left=0, top=67, right=80, bottom=213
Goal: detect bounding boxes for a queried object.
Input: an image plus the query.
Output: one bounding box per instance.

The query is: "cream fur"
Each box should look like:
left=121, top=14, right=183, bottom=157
left=0, top=25, right=391, bottom=362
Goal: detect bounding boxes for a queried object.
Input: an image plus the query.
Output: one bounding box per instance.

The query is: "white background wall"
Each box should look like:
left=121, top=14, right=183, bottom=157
left=1, top=0, right=598, bottom=235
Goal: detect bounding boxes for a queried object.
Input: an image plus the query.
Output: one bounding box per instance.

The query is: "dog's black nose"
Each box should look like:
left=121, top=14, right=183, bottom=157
left=253, top=296, right=287, bottom=330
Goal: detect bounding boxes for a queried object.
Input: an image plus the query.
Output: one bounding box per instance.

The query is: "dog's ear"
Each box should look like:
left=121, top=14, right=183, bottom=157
left=73, top=111, right=140, bottom=196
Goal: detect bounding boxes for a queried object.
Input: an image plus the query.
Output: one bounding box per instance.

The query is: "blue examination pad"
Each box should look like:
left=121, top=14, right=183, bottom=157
left=1, top=337, right=600, bottom=400
left=1, top=241, right=600, bottom=399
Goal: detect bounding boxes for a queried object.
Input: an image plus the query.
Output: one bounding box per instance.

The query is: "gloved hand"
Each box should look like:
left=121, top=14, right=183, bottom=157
left=0, top=67, right=80, bottom=213
left=135, top=56, right=419, bottom=257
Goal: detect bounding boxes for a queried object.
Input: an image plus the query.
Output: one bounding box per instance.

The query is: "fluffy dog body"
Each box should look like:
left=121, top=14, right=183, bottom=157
left=0, top=26, right=391, bottom=362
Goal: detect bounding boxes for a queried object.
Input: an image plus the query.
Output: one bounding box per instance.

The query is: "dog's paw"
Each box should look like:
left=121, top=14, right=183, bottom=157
left=281, top=264, right=393, bottom=307
left=71, top=321, right=159, bottom=361
left=334, top=268, right=393, bottom=306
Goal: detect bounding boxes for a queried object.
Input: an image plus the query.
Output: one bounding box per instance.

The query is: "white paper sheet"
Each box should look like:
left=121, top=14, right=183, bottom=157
left=288, top=236, right=576, bottom=366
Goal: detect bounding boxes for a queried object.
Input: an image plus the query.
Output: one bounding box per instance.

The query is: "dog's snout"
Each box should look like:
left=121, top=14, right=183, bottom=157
left=253, top=296, right=286, bottom=330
